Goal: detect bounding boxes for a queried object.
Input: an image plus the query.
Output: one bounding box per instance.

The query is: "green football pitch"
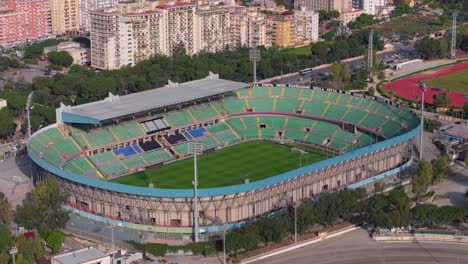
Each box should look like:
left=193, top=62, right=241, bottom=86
left=111, top=140, right=325, bottom=189
left=425, top=69, right=468, bottom=93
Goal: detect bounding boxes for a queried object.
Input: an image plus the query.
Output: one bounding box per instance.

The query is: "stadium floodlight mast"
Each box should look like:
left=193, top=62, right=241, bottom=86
left=9, top=246, right=18, bottom=264
left=418, top=81, right=426, bottom=161
left=451, top=12, right=458, bottom=59
left=250, top=46, right=261, bottom=84
left=188, top=141, right=203, bottom=242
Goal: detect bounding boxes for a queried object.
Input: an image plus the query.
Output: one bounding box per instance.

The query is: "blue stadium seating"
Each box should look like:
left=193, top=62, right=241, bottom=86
left=114, top=146, right=137, bottom=157
left=183, top=132, right=193, bottom=140
left=189, top=127, right=207, bottom=138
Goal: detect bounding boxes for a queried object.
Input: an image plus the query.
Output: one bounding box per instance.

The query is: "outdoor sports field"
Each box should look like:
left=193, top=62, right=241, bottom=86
left=426, top=69, right=468, bottom=93
left=112, top=140, right=325, bottom=189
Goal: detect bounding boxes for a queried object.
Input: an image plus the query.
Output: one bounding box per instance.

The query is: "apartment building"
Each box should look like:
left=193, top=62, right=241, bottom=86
left=269, top=9, right=296, bottom=48
left=362, top=0, right=386, bottom=15
left=80, top=0, right=117, bottom=32
left=50, top=0, right=80, bottom=35
left=294, top=0, right=352, bottom=11
left=156, top=2, right=196, bottom=55
left=294, top=7, right=319, bottom=44
left=194, top=5, right=231, bottom=53
left=338, top=8, right=364, bottom=24
left=90, top=8, right=134, bottom=70
left=125, top=10, right=163, bottom=63
left=0, top=0, right=50, bottom=48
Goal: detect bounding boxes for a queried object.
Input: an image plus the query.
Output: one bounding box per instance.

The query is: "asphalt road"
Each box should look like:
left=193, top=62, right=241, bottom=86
left=276, top=42, right=417, bottom=86
left=255, top=229, right=468, bottom=264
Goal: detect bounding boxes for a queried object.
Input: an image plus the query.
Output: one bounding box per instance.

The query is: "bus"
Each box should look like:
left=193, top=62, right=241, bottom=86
left=299, top=68, right=312, bottom=76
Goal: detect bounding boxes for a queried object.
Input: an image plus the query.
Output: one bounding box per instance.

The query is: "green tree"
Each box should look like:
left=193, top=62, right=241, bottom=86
left=412, top=160, right=433, bottom=199
left=0, top=224, right=11, bottom=252
left=15, top=236, right=45, bottom=263
left=0, top=192, right=13, bottom=225
left=433, top=93, right=451, bottom=108
left=15, top=178, right=69, bottom=230
left=0, top=108, right=15, bottom=138
left=465, top=146, right=468, bottom=167
left=432, top=155, right=450, bottom=183
left=46, top=230, right=65, bottom=254
left=47, top=51, right=73, bottom=67
left=0, top=250, right=9, bottom=264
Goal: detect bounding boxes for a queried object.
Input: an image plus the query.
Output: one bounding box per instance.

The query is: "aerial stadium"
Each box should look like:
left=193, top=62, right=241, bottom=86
left=27, top=72, right=421, bottom=241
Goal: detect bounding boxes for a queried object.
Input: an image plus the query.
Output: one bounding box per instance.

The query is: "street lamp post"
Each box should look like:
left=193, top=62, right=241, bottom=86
left=188, top=142, right=203, bottom=242
left=9, top=246, right=18, bottom=264
left=418, top=81, right=426, bottom=161
left=106, top=221, right=115, bottom=253
left=26, top=92, right=34, bottom=179
left=293, top=202, right=298, bottom=243
left=223, top=224, right=227, bottom=264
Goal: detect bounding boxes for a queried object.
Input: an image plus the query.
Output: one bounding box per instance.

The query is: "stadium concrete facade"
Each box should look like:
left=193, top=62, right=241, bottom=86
left=28, top=74, right=420, bottom=240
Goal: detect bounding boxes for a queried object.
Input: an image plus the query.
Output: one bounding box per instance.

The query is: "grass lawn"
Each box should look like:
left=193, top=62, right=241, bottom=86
left=282, top=45, right=312, bottom=56
left=112, top=141, right=324, bottom=189
left=426, top=69, right=468, bottom=93
left=371, top=14, right=448, bottom=39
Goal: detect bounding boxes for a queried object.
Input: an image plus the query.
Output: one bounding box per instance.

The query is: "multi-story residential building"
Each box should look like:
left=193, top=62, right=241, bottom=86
left=246, top=9, right=272, bottom=47
left=269, top=9, right=296, bottom=48
left=229, top=6, right=249, bottom=47
left=156, top=2, right=196, bottom=55
left=294, top=0, right=352, bottom=12
left=125, top=10, right=163, bottom=63
left=0, top=0, right=50, bottom=48
left=90, top=8, right=134, bottom=70
left=338, top=8, right=364, bottom=24
left=362, top=0, right=385, bottom=15
left=294, top=7, right=319, bottom=44
left=194, top=5, right=231, bottom=53
left=50, top=0, right=80, bottom=35
left=80, top=0, right=117, bottom=32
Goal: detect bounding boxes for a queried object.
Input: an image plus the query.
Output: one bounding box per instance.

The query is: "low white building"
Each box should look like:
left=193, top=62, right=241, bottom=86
left=0, top=98, right=7, bottom=110
left=51, top=247, right=110, bottom=264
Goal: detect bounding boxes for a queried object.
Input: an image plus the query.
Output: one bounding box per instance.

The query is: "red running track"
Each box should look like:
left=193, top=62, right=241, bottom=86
left=383, top=62, right=468, bottom=107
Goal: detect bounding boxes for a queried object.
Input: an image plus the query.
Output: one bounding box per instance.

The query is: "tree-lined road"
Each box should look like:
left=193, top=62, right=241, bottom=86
left=255, top=229, right=468, bottom=264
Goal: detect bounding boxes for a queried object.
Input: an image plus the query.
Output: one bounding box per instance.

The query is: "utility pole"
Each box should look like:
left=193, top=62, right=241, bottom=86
left=451, top=12, right=458, bottom=59
left=26, top=92, right=34, bottom=179
left=250, top=47, right=260, bottom=84
left=367, top=29, right=374, bottom=78
left=294, top=203, right=298, bottom=243
left=189, top=142, right=203, bottom=242
left=418, top=81, right=426, bottom=161
left=223, top=224, right=227, bottom=264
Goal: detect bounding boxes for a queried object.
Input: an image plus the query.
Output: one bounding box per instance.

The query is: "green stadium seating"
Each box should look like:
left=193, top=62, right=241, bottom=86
left=347, top=97, right=362, bottom=106
left=380, top=121, right=404, bottom=137
left=305, top=134, right=326, bottom=145
left=100, top=162, right=127, bottom=177
left=227, top=118, right=245, bottom=131
left=28, top=136, right=46, bottom=154
left=376, top=104, right=393, bottom=116
left=122, top=156, right=146, bottom=169
left=329, top=140, right=348, bottom=151
left=300, top=89, right=312, bottom=98
left=358, top=98, right=372, bottom=110
left=43, top=147, right=64, bottom=167
left=141, top=149, right=173, bottom=164
left=337, top=94, right=352, bottom=105
left=303, top=102, right=327, bottom=116
left=357, top=133, right=377, bottom=146
left=250, top=98, right=273, bottom=112
left=343, top=108, right=366, bottom=124
left=89, top=152, right=117, bottom=165
left=326, top=93, right=340, bottom=103
left=112, top=121, right=145, bottom=140
left=215, top=131, right=239, bottom=144
left=261, top=129, right=276, bottom=138
left=313, top=122, right=338, bottom=135
left=283, top=88, right=300, bottom=97
left=271, top=86, right=283, bottom=96
left=174, top=143, right=189, bottom=155
left=287, top=117, right=310, bottom=130
left=259, top=116, right=286, bottom=129
left=333, top=130, right=355, bottom=143
left=190, top=105, right=219, bottom=121
left=165, top=111, right=195, bottom=127
left=311, top=90, right=328, bottom=101
left=198, top=136, right=220, bottom=150
left=54, top=138, right=81, bottom=156
left=239, top=88, right=250, bottom=97
left=42, top=128, right=63, bottom=142
left=366, top=101, right=380, bottom=112
left=324, top=105, right=348, bottom=120
left=360, top=114, right=385, bottom=129
left=210, top=102, right=226, bottom=115
left=205, top=122, right=230, bottom=133
left=242, top=117, right=258, bottom=129
left=251, top=86, right=269, bottom=97
left=284, top=130, right=307, bottom=141
left=74, top=129, right=118, bottom=148
left=276, top=98, right=302, bottom=113
left=239, top=130, right=260, bottom=138
left=222, top=99, right=246, bottom=114
left=64, top=157, right=94, bottom=174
